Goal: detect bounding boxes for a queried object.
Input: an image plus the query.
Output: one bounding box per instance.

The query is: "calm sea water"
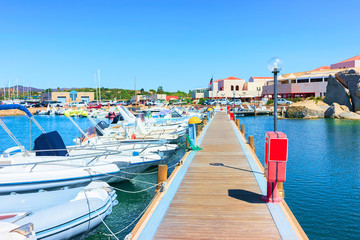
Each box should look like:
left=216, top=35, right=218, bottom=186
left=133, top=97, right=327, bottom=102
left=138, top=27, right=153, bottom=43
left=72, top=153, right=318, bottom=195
left=0, top=115, right=359, bottom=239
left=239, top=116, right=360, bottom=240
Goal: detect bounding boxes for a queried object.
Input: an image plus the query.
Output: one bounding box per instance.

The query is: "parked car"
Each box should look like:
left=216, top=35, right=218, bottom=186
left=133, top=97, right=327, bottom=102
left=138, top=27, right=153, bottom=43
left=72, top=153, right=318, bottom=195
left=210, top=100, right=221, bottom=105
left=43, top=101, right=63, bottom=107
left=220, top=99, right=229, bottom=105
left=277, top=98, right=293, bottom=105
left=145, top=100, right=155, bottom=106
left=70, top=101, right=87, bottom=107
left=116, top=101, right=127, bottom=106
left=201, top=100, right=210, bottom=105
left=101, top=100, right=113, bottom=106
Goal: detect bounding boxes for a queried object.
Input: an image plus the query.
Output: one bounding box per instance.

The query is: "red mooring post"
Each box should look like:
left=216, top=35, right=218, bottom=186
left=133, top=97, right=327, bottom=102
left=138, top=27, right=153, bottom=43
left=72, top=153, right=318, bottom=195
left=229, top=112, right=234, bottom=121
left=261, top=131, right=288, bottom=203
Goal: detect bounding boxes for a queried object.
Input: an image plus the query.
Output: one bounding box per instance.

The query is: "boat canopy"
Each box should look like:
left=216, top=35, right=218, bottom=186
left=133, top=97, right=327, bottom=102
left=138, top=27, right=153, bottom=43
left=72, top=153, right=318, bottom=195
left=33, top=131, right=68, bottom=156
left=0, top=104, right=32, bottom=117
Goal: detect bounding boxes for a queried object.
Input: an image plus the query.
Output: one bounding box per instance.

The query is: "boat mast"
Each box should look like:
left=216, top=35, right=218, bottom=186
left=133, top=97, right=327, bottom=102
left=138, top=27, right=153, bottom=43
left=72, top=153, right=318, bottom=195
left=94, top=73, right=98, bottom=104
left=134, top=76, right=137, bottom=105
left=16, top=79, right=19, bottom=99
left=2, top=80, right=5, bottom=100
left=8, top=79, right=10, bottom=100
left=98, top=68, right=101, bottom=103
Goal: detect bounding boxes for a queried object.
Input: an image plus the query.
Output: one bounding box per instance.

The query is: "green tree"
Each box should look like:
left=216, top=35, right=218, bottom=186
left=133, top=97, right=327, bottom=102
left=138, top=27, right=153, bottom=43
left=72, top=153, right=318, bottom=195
left=140, top=88, right=145, bottom=94
left=157, top=86, right=164, bottom=94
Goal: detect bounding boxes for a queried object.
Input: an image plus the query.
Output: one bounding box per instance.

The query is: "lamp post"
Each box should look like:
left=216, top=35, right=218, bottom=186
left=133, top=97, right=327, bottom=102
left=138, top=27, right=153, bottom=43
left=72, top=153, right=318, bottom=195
left=268, top=57, right=283, bottom=131
left=233, top=90, right=235, bottom=109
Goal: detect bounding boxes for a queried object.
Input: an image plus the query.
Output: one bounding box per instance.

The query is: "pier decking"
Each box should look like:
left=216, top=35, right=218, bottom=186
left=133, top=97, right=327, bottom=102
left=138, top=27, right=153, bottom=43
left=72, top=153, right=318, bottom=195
left=132, top=112, right=307, bottom=240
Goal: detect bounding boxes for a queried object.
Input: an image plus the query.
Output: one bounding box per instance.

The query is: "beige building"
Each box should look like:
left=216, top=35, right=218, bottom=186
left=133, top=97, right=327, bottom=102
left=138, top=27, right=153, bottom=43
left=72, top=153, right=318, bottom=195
left=262, top=55, right=360, bottom=98
left=41, top=90, right=94, bottom=103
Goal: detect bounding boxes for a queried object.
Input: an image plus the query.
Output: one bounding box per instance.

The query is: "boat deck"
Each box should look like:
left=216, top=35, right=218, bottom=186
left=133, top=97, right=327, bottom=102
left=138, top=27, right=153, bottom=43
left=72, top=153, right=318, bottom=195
left=132, top=112, right=306, bottom=240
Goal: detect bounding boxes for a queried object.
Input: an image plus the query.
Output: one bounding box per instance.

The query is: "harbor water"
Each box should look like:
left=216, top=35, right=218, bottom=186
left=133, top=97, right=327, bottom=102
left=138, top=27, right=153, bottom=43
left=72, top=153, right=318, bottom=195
left=239, top=115, right=360, bottom=240
left=1, top=115, right=359, bottom=239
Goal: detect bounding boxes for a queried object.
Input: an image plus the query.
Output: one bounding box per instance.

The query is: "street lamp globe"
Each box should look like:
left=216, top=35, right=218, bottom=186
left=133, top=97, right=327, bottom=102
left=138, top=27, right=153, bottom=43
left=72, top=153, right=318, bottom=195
left=267, top=57, right=283, bottom=72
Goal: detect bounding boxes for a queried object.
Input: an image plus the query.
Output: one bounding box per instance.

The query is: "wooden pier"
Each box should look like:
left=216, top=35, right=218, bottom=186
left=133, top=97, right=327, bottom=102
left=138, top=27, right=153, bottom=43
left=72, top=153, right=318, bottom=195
left=131, top=112, right=307, bottom=240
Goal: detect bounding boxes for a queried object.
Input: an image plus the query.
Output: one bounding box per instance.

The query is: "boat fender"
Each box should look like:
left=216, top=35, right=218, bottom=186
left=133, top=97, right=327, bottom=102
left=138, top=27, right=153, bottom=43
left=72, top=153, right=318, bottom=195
left=131, top=134, right=137, bottom=139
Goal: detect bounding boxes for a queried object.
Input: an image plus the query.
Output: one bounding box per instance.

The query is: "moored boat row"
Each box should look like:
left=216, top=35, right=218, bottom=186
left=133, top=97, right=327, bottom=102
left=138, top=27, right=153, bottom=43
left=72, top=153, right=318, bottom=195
left=0, top=104, right=205, bottom=239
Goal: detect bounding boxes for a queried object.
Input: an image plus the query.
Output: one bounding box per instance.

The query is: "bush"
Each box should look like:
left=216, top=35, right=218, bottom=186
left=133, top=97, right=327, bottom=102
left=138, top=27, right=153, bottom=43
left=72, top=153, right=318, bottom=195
left=198, top=98, right=206, bottom=104
left=266, top=99, right=273, bottom=105
left=291, top=97, right=302, bottom=102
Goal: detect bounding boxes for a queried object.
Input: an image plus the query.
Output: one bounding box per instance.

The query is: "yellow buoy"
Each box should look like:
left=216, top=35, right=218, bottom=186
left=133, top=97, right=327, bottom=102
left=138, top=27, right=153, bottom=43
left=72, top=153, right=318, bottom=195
left=207, top=108, right=213, bottom=112
left=188, top=116, right=201, bottom=124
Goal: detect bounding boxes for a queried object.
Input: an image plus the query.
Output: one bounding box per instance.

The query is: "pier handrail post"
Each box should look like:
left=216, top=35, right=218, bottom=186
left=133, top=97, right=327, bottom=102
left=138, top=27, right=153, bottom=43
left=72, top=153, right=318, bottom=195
left=156, top=164, right=168, bottom=193
left=196, top=124, right=201, bottom=136
left=248, top=136, right=255, bottom=152
left=202, top=117, right=208, bottom=126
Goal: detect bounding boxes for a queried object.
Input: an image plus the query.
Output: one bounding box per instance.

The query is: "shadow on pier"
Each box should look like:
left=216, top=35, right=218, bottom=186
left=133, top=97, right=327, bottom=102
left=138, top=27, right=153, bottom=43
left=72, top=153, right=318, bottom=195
left=228, top=189, right=264, bottom=204
left=209, top=162, right=263, bottom=175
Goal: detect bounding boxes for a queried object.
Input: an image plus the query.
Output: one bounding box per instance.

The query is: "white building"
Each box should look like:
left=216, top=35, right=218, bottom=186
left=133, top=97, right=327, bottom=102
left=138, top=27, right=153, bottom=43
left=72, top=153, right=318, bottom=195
left=192, top=76, right=273, bottom=101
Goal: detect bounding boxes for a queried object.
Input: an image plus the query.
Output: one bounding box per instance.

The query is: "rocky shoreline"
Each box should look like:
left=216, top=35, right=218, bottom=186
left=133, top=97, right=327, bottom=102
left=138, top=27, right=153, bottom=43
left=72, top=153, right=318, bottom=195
left=285, top=69, right=360, bottom=120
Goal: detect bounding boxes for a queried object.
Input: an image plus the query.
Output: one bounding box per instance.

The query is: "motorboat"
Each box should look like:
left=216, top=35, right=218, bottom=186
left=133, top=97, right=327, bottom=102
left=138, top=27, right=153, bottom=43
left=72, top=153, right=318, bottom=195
left=0, top=181, right=117, bottom=240
left=0, top=105, right=162, bottom=193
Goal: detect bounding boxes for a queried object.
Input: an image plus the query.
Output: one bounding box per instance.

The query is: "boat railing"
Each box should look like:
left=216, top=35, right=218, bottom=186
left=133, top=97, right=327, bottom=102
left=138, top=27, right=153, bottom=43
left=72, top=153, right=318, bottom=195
left=0, top=147, right=129, bottom=167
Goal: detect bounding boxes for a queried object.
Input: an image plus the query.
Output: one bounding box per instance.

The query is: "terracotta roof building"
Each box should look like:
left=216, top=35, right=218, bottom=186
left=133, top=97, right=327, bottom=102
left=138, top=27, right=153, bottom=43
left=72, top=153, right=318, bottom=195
left=262, top=55, right=360, bottom=99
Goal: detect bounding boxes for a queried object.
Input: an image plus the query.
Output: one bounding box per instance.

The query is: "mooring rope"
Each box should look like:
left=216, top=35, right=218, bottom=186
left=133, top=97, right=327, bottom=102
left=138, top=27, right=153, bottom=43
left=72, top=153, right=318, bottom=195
left=89, top=170, right=158, bottom=186
left=120, top=160, right=182, bottom=176
left=101, top=192, right=160, bottom=237
left=110, top=182, right=162, bottom=194
left=88, top=193, right=120, bottom=240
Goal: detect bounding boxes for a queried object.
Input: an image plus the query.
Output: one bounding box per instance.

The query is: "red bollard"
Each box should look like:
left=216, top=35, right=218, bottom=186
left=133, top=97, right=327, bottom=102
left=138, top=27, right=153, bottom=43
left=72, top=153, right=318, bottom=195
left=227, top=105, right=230, bottom=114
left=229, top=112, right=234, bottom=121
left=261, top=131, right=288, bottom=203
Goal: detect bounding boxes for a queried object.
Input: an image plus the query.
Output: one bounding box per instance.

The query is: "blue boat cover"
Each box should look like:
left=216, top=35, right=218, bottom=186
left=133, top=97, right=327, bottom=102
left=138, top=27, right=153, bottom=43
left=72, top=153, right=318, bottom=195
left=0, top=104, right=32, bottom=117
left=33, top=131, right=68, bottom=156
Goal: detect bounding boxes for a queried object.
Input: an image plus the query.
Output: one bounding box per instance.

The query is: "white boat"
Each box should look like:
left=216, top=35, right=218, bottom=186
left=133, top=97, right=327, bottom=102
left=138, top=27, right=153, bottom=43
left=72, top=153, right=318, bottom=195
left=0, top=105, right=162, bottom=193
left=0, top=181, right=117, bottom=240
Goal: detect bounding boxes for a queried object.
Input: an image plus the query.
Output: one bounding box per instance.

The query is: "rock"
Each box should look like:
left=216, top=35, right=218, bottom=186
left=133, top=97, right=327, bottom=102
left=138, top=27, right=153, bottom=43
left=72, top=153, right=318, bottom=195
left=338, top=111, right=360, bottom=119
left=285, top=100, right=328, bottom=119
left=336, top=70, right=360, bottom=112
left=323, top=75, right=352, bottom=110
left=324, top=103, right=350, bottom=118
left=324, top=103, right=360, bottom=119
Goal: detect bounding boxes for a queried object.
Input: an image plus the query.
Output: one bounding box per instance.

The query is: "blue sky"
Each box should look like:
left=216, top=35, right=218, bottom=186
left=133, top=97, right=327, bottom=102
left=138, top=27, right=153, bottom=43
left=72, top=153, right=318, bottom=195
left=0, top=0, right=359, bottom=92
